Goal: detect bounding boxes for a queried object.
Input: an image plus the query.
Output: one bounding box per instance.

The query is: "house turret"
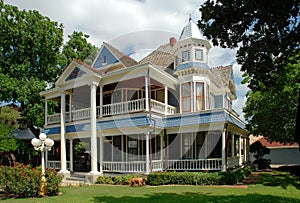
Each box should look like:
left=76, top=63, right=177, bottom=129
left=174, top=18, right=212, bottom=71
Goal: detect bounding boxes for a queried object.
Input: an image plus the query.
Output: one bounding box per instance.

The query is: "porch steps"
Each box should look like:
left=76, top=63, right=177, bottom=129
left=241, top=172, right=261, bottom=185
left=61, top=173, right=87, bottom=186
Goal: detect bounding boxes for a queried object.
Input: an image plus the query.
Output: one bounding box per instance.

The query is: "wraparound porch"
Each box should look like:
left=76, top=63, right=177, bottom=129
left=46, top=156, right=243, bottom=173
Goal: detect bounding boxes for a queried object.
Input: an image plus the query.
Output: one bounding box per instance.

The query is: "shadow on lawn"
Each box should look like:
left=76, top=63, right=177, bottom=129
left=92, top=192, right=299, bottom=203
left=259, top=173, right=300, bottom=190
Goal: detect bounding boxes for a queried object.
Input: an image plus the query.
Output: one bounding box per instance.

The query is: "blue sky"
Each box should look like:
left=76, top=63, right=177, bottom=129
left=5, top=0, right=249, bottom=120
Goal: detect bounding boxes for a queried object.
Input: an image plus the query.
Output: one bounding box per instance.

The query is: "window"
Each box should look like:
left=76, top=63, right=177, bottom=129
left=103, top=55, right=107, bottom=64
left=195, top=49, right=204, bottom=60
left=181, top=83, right=191, bottom=112
left=196, top=82, right=204, bottom=111
left=206, top=84, right=210, bottom=110
left=182, top=133, right=194, bottom=159
left=210, top=92, right=215, bottom=109
left=182, top=50, right=190, bottom=62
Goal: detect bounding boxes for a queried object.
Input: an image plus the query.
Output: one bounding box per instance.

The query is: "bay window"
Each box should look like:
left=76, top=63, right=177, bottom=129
left=181, top=82, right=191, bottom=112
left=196, top=82, right=204, bottom=111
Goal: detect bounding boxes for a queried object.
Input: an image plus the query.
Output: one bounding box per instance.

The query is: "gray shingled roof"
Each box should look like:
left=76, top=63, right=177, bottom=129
left=139, top=43, right=176, bottom=70
left=179, top=19, right=203, bottom=40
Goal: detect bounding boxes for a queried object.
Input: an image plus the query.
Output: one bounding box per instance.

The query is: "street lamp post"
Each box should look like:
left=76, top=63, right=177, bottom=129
left=31, top=133, right=54, bottom=196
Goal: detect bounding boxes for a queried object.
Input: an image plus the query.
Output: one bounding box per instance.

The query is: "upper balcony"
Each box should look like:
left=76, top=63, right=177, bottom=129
left=46, top=98, right=176, bottom=125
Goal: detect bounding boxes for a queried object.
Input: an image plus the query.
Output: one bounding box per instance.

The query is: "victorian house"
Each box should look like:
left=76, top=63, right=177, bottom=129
left=41, top=19, right=249, bottom=180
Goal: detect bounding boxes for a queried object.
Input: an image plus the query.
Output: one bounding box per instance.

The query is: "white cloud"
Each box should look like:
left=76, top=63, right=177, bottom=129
left=233, top=96, right=247, bottom=121
left=6, top=0, right=204, bottom=45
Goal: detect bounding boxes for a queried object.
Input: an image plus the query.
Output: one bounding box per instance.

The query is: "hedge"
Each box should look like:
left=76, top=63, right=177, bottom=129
left=146, top=165, right=253, bottom=186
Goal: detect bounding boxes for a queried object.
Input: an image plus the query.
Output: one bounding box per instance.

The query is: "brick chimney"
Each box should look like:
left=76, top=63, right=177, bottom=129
left=169, top=37, right=177, bottom=47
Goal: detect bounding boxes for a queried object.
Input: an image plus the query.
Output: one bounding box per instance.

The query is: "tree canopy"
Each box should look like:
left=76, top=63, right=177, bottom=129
left=0, top=1, right=64, bottom=128
left=59, top=31, right=98, bottom=69
left=199, top=0, right=300, bottom=144
left=0, top=106, right=21, bottom=152
left=0, top=1, right=98, bottom=131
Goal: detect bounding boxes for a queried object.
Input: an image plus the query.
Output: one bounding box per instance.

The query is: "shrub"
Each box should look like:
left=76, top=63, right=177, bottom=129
left=45, top=168, right=63, bottom=196
left=254, top=158, right=271, bottom=170
left=0, top=163, right=62, bottom=198
left=146, top=171, right=223, bottom=186
left=147, top=166, right=253, bottom=186
left=95, top=174, right=144, bottom=185
left=95, top=176, right=114, bottom=184
left=221, top=165, right=253, bottom=185
left=113, top=176, right=124, bottom=185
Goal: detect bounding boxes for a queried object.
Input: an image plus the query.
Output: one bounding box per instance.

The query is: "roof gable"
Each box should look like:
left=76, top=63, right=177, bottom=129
left=93, top=45, right=119, bottom=68
left=92, top=43, right=137, bottom=69
left=55, top=59, right=102, bottom=86
left=65, top=67, right=86, bottom=81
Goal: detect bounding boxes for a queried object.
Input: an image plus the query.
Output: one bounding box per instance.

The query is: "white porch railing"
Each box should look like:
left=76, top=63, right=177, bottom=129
left=151, top=100, right=165, bottom=114
left=166, top=159, right=222, bottom=171
left=167, top=105, right=176, bottom=115
left=72, top=108, right=91, bottom=121
left=47, top=160, right=70, bottom=170
left=227, top=156, right=240, bottom=169
left=152, top=160, right=163, bottom=172
left=102, top=99, right=145, bottom=116
left=103, top=161, right=146, bottom=173
left=103, top=159, right=222, bottom=173
left=47, top=113, right=60, bottom=124
left=46, top=98, right=176, bottom=125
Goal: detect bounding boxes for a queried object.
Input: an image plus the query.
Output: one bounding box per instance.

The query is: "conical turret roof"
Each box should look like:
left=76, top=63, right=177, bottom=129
left=179, top=18, right=203, bottom=40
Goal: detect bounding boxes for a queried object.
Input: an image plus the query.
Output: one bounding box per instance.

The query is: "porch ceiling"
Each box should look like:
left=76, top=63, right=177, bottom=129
left=103, top=76, right=164, bottom=90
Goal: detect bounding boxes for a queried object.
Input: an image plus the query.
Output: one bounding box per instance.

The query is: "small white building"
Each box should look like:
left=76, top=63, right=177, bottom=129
left=40, top=18, right=249, bottom=179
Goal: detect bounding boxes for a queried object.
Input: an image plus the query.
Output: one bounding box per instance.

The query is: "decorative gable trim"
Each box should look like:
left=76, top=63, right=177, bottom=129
left=65, top=67, right=86, bottom=81
left=55, top=59, right=101, bottom=87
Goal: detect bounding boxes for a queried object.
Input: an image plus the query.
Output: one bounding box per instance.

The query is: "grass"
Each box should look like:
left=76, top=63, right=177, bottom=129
left=1, top=172, right=300, bottom=203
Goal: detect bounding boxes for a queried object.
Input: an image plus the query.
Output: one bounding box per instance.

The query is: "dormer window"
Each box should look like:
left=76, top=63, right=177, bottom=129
left=195, top=49, right=203, bottom=61
left=102, top=55, right=107, bottom=66
left=182, top=50, right=190, bottom=62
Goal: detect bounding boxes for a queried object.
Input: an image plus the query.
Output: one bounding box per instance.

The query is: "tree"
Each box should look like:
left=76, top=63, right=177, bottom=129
left=244, top=53, right=299, bottom=143
left=199, top=0, right=300, bottom=144
left=59, top=31, right=98, bottom=69
left=250, top=141, right=271, bottom=169
left=0, top=1, right=64, bottom=129
left=0, top=106, right=21, bottom=153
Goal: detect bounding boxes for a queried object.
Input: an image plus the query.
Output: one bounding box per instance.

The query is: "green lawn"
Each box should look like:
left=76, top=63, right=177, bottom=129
left=1, top=172, right=300, bottom=203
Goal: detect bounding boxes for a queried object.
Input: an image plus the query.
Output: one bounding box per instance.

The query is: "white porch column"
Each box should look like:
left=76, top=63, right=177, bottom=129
left=145, top=74, right=149, bottom=112
left=179, top=84, right=182, bottom=114
left=221, top=129, right=226, bottom=172
left=164, top=85, right=168, bottom=115
left=99, top=134, right=104, bottom=174
left=99, top=85, right=103, bottom=118
left=69, top=139, right=73, bottom=172
left=69, top=93, right=72, bottom=122
left=243, top=137, right=247, bottom=163
left=192, top=82, right=195, bottom=112
left=45, top=99, right=48, bottom=126
left=231, top=133, right=235, bottom=157
left=59, top=90, right=70, bottom=175
left=145, top=132, right=150, bottom=174
left=238, top=135, right=242, bottom=165
left=90, top=81, right=99, bottom=174
left=160, top=134, right=164, bottom=171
